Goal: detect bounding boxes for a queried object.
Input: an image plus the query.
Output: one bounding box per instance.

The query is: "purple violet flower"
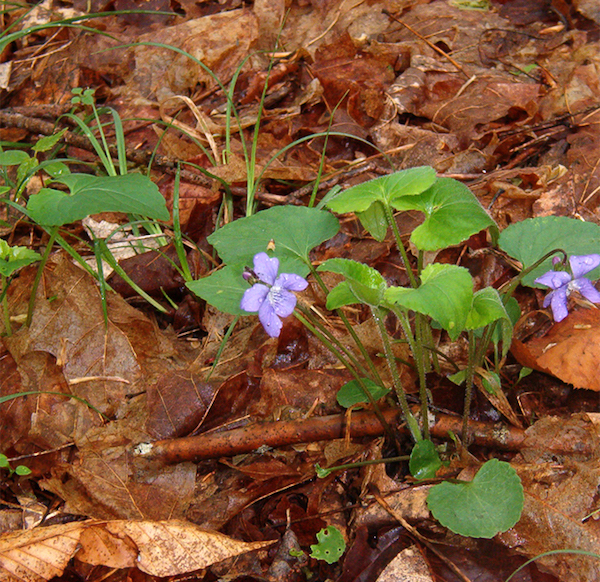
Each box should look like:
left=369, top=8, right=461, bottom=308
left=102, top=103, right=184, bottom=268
left=534, top=254, right=600, bottom=322
left=240, top=252, right=308, bottom=337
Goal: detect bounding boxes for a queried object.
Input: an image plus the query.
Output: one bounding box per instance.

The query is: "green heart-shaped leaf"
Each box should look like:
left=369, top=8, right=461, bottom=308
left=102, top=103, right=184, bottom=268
left=385, top=264, right=473, bottom=340
left=0, top=240, right=41, bottom=277
left=27, top=173, right=169, bottom=225
left=498, top=216, right=600, bottom=286
left=466, top=287, right=513, bottom=356
left=410, top=439, right=442, bottom=480
left=209, top=206, right=339, bottom=273
left=427, top=458, right=523, bottom=538
left=392, top=178, right=498, bottom=251
left=336, top=378, right=390, bottom=408
left=318, top=258, right=387, bottom=307
left=326, top=167, right=437, bottom=214
left=356, top=200, right=388, bottom=241
left=186, top=265, right=249, bottom=315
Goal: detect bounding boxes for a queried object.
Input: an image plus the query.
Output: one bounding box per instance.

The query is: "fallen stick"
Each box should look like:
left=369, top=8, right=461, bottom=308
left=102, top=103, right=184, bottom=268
left=132, top=409, right=527, bottom=464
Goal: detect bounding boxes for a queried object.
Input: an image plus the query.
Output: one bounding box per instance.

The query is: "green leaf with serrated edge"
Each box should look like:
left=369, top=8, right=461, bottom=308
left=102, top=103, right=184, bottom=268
left=409, top=439, right=442, bottom=480
left=326, top=281, right=361, bottom=310
left=392, top=178, right=498, bottom=251
left=44, top=161, right=70, bottom=179
left=427, top=458, right=523, bottom=538
left=498, top=216, right=600, bottom=287
left=385, top=264, right=473, bottom=340
left=326, top=167, right=437, bottom=214
left=186, top=265, right=249, bottom=315
left=0, top=150, right=31, bottom=166
left=466, top=287, right=513, bottom=357
left=356, top=200, right=388, bottom=241
left=466, top=287, right=508, bottom=329
left=336, top=378, right=390, bottom=408
left=0, top=454, right=9, bottom=468
left=310, top=526, right=346, bottom=564
left=27, top=174, right=169, bottom=225
left=208, top=206, right=339, bottom=273
left=0, top=240, right=41, bottom=277
left=16, top=157, right=39, bottom=188
left=33, top=129, right=67, bottom=153
left=318, top=258, right=387, bottom=307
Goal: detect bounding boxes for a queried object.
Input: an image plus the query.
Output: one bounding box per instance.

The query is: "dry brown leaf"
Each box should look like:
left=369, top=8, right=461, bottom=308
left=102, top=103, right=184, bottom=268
left=511, top=308, right=600, bottom=390
left=101, top=520, right=273, bottom=577
left=133, top=9, right=259, bottom=103
left=0, top=521, right=84, bottom=582
left=376, top=545, right=434, bottom=582
left=0, top=520, right=274, bottom=582
left=76, top=523, right=138, bottom=570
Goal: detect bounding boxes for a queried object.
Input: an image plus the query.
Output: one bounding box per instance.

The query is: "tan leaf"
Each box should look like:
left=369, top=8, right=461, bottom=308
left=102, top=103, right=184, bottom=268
left=1, top=520, right=274, bottom=582
left=512, top=309, right=600, bottom=391
left=76, top=523, right=137, bottom=570
left=0, top=521, right=84, bottom=582
left=103, top=520, right=273, bottom=577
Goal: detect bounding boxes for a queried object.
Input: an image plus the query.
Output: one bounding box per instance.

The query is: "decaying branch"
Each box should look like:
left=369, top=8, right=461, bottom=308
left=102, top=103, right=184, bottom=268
left=133, top=408, right=527, bottom=464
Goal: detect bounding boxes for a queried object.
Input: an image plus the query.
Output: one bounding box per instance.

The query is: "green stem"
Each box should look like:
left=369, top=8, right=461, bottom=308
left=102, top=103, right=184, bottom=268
left=501, top=248, right=568, bottom=300
left=316, top=454, right=410, bottom=477
left=206, top=315, right=240, bottom=381
left=97, top=239, right=167, bottom=313
left=391, top=306, right=429, bottom=439
left=172, top=165, right=193, bottom=282
left=1, top=275, right=11, bottom=336
left=296, top=303, right=372, bottom=380
left=294, top=310, right=399, bottom=448
left=383, top=203, right=417, bottom=288
left=92, top=105, right=116, bottom=176
left=462, top=330, right=477, bottom=443
left=309, top=266, right=385, bottom=387
left=26, top=227, right=58, bottom=327
left=371, top=306, right=421, bottom=442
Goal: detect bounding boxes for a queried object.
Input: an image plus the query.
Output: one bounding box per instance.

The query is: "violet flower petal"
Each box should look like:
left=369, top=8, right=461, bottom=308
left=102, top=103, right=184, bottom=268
left=275, top=273, right=309, bottom=292
left=570, top=254, right=600, bottom=279
left=253, top=252, right=279, bottom=285
left=241, top=283, right=269, bottom=312
left=549, top=288, right=569, bottom=322
left=258, top=298, right=283, bottom=337
left=573, top=278, right=600, bottom=304
left=269, top=287, right=297, bottom=318
left=534, top=270, right=571, bottom=289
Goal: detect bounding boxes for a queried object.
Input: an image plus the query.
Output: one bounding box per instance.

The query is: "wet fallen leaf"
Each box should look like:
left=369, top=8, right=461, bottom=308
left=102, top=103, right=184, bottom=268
left=511, top=308, right=600, bottom=391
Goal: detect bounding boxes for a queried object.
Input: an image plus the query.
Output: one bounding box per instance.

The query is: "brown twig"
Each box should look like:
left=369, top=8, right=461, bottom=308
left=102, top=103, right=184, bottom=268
left=133, top=408, right=527, bottom=464
left=0, top=109, right=213, bottom=187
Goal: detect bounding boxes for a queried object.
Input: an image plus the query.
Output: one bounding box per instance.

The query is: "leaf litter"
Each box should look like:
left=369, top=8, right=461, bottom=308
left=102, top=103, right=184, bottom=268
left=1, top=0, right=600, bottom=580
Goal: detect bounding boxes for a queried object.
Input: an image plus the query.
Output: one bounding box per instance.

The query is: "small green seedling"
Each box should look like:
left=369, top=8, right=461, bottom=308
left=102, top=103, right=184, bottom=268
left=0, top=454, right=31, bottom=477
left=310, top=526, right=346, bottom=564
left=0, top=239, right=41, bottom=336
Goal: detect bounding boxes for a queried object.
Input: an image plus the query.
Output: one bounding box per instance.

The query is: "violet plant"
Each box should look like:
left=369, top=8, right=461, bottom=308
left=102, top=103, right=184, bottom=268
left=187, top=170, right=600, bottom=540
left=188, top=167, right=527, bottom=539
